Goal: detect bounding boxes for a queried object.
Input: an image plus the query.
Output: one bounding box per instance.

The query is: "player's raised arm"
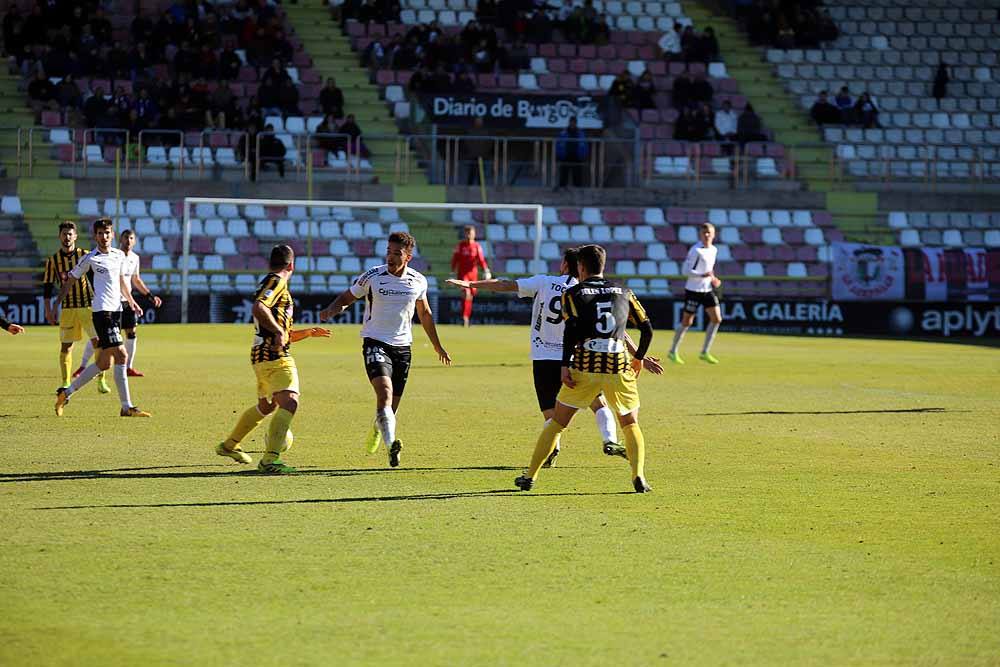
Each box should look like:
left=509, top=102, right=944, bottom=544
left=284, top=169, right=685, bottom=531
left=446, top=277, right=518, bottom=292
left=415, top=296, right=451, bottom=365
left=319, top=289, right=359, bottom=321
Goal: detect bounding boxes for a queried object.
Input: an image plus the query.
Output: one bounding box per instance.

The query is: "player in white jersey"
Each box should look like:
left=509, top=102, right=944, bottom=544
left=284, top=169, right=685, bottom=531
left=55, top=218, right=149, bottom=417
left=117, top=230, right=162, bottom=377
left=448, top=247, right=662, bottom=467
left=668, top=222, right=723, bottom=364
left=320, top=232, right=451, bottom=467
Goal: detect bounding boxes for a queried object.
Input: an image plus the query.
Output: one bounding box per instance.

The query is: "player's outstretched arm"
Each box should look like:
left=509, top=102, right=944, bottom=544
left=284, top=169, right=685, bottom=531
left=289, top=328, right=331, bottom=343
left=1, top=314, right=24, bottom=335
left=319, top=289, right=359, bottom=321
left=445, top=278, right=518, bottom=292
left=624, top=331, right=663, bottom=375
left=415, top=297, right=451, bottom=365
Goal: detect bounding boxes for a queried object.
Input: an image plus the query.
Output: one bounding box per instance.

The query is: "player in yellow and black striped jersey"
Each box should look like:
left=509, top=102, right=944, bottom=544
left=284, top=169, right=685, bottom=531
left=516, top=244, right=655, bottom=494
left=42, top=221, right=106, bottom=389
left=216, top=244, right=330, bottom=474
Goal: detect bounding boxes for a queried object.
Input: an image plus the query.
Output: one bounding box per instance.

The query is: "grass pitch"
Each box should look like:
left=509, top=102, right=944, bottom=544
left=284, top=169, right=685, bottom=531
left=1, top=324, right=998, bottom=665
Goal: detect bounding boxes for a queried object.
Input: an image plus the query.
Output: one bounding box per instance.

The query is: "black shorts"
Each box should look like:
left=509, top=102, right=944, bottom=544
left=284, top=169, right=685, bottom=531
left=120, top=302, right=138, bottom=330
left=683, top=289, right=721, bottom=314
left=92, top=310, right=124, bottom=349
left=362, top=338, right=412, bottom=397
left=532, top=360, right=563, bottom=412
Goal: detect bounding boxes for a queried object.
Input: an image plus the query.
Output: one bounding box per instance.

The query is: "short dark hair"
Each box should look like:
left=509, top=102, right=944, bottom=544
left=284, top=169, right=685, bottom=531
left=563, top=247, right=580, bottom=278
left=577, top=244, right=606, bottom=275
left=119, top=229, right=135, bottom=240
left=388, top=231, right=416, bottom=253
left=269, top=244, right=294, bottom=270
left=92, top=217, right=113, bottom=233
left=58, top=221, right=77, bottom=233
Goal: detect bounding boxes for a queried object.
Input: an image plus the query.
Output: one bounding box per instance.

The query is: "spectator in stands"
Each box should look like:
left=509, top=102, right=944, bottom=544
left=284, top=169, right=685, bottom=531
left=107, top=41, right=130, bottom=80
left=260, top=58, right=291, bottom=89
left=83, top=86, right=110, bottom=127
left=689, top=72, right=714, bottom=106
left=815, top=8, right=839, bottom=42
left=219, top=45, right=241, bottom=80
left=90, top=8, right=112, bottom=44
left=608, top=71, right=635, bottom=109
left=834, top=86, right=853, bottom=124
left=714, top=99, right=738, bottom=141
left=453, top=69, right=477, bottom=93
left=408, top=65, right=429, bottom=93
left=258, top=123, right=287, bottom=178
left=504, top=37, right=531, bottom=71
left=476, top=0, right=498, bottom=25
left=315, top=113, right=341, bottom=152
left=555, top=116, right=589, bottom=190
left=134, top=87, right=159, bottom=126
left=671, top=70, right=692, bottom=110
left=853, top=92, right=879, bottom=129
left=196, top=44, right=220, bottom=80
left=809, top=90, right=841, bottom=126
left=28, top=71, right=59, bottom=112
left=634, top=71, right=657, bottom=110
left=658, top=22, right=683, bottom=63
left=112, top=86, right=133, bottom=127
left=56, top=74, right=83, bottom=111
left=338, top=113, right=370, bottom=158
left=527, top=8, right=553, bottom=44
left=933, top=60, right=950, bottom=105
left=736, top=102, right=766, bottom=144
left=429, top=64, right=453, bottom=93
left=693, top=103, right=713, bottom=141
left=278, top=79, right=301, bottom=117
left=129, top=42, right=156, bottom=82
left=673, top=106, right=697, bottom=141
left=319, top=78, right=345, bottom=118
left=206, top=80, right=238, bottom=128
left=258, top=78, right=282, bottom=117
left=686, top=27, right=719, bottom=64
left=592, top=14, right=611, bottom=46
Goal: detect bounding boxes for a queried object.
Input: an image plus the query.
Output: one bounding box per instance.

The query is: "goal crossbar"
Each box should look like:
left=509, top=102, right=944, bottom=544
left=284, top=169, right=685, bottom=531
left=181, top=197, right=544, bottom=323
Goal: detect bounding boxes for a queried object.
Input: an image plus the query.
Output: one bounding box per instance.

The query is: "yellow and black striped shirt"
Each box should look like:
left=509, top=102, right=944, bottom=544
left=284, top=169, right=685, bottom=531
left=562, top=277, right=650, bottom=374
left=43, top=248, right=94, bottom=309
left=250, top=272, right=294, bottom=364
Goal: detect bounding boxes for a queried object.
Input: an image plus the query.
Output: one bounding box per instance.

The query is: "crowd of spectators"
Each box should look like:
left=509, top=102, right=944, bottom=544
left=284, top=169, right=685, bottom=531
left=809, top=88, right=880, bottom=128
left=674, top=100, right=765, bottom=144
left=657, top=22, right=719, bottom=64
left=7, top=0, right=363, bottom=174
left=727, top=0, right=838, bottom=49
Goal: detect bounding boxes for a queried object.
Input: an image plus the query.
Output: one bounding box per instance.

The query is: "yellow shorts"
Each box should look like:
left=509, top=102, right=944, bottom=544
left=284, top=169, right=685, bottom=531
left=59, top=307, right=96, bottom=343
left=557, top=369, right=640, bottom=416
left=253, top=357, right=300, bottom=400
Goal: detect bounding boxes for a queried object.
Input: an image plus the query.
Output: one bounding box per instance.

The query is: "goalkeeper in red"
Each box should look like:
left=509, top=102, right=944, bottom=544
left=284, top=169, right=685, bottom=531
left=515, top=244, right=654, bottom=493
left=451, top=225, right=490, bottom=327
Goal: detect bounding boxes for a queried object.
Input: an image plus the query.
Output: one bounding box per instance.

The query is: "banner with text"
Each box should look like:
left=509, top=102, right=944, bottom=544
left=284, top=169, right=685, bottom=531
left=419, top=93, right=604, bottom=129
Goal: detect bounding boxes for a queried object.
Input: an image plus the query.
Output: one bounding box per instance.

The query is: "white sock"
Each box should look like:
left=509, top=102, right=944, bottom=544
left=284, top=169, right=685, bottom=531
left=702, top=322, right=720, bottom=354
left=66, top=363, right=101, bottom=396
left=125, top=337, right=136, bottom=368
left=594, top=406, right=617, bottom=444
left=113, top=363, right=133, bottom=409
left=80, top=340, right=94, bottom=367
left=670, top=325, right=689, bottom=354
left=376, top=407, right=396, bottom=444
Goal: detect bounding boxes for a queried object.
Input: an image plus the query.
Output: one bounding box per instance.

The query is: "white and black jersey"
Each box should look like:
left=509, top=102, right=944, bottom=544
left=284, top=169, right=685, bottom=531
left=682, top=242, right=718, bottom=293
left=516, top=274, right=577, bottom=361
left=69, top=247, right=128, bottom=312
left=350, top=264, right=428, bottom=347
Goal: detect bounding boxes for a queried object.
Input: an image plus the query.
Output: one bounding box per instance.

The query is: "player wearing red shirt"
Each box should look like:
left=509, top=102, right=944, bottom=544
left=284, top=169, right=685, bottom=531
left=451, top=225, right=490, bottom=327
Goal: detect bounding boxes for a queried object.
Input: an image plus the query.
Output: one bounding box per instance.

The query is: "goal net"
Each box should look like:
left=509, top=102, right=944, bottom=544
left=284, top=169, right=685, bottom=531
left=177, top=197, right=544, bottom=323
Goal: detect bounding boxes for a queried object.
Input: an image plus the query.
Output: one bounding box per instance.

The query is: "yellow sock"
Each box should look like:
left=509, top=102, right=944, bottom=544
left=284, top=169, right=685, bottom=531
left=622, top=423, right=646, bottom=480
left=262, top=408, right=294, bottom=465
left=59, top=350, right=72, bottom=386
left=224, top=406, right=267, bottom=450
left=527, top=419, right=565, bottom=480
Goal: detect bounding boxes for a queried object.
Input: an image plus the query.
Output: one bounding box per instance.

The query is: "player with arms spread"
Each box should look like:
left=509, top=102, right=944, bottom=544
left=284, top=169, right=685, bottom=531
left=668, top=222, right=723, bottom=364
left=44, top=220, right=109, bottom=394
left=54, top=218, right=148, bottom=417
left=448, top=246, right=662, bottom=467
left=451, top=224, right=490, bottom=327
left=117, top=230, right=162, bottom=377
left=321, top=232, right=451, bottom=467
left=216, top=244, right=330, bottom=472
left=515, top=244, right=655, bottom=493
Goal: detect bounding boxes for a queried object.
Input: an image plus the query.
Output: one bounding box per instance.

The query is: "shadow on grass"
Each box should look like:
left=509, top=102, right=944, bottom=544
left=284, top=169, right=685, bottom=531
left=0, top=464, right=529, bottom=484
left=34, top=489, right=632, bottom=510
left=699, top=407, right=957, bottom=416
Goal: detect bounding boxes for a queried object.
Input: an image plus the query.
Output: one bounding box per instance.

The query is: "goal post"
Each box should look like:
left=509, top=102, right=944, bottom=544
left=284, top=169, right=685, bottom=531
left=180, top=197, right=544, bottom=323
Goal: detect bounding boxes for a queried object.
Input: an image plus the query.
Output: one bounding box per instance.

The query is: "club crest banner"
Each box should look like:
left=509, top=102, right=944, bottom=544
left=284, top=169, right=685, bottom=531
left=832, top=242, right=905, bottom=300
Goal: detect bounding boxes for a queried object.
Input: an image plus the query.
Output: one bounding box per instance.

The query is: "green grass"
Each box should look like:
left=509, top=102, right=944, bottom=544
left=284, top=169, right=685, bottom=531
left=1, top=324, right=998, bottom=665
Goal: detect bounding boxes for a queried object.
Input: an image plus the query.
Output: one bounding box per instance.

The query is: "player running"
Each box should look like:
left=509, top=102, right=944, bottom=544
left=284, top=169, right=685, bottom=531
left=668, top=222, right=723, bottom=364
left=43, top=221, right=109, bottom=394
left=451, top=225, right=490, bottom=327
left=515, top=244, right=655, bottom=493
left=320, top=231, right=451, bottom=467
left=54, top=218, right=149, bottom=417
left=216, top=244, right=330, bottom=473
left=117, top=230, right=162, bottom=377
left=447, top=246, right=662, bottom=467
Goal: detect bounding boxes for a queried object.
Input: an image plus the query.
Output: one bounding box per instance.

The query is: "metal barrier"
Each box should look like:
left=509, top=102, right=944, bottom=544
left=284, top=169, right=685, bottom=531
left=198, top=129, right=250, bottom=179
